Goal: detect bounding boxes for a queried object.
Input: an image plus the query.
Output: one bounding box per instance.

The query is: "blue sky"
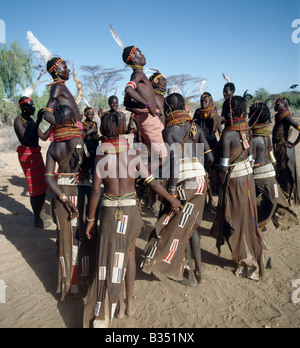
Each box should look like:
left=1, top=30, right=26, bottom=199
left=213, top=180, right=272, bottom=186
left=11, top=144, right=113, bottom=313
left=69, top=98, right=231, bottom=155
left=1, top=0, right=299, bottom=102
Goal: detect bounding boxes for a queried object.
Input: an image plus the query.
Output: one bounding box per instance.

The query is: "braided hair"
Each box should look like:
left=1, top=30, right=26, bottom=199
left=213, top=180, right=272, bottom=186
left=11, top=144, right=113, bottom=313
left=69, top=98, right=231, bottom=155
left=249, top=102, right=271, bottom=127
left=100, top=111, right=125, bottom=138
left=223, top=96, right=247, bottom=120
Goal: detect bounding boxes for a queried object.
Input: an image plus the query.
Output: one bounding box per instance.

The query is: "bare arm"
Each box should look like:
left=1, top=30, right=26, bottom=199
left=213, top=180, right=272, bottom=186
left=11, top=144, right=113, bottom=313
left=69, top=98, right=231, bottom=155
left=136, top=155, right=182, bottom=210
left=125, top=72, right=157, bottom=115
left=38, top=125, right=52, bottom=141
left=86, top=155, right=102, bottom=239
left=44, top=89, right=60, bottom=125
left=198, top=128, right=214, bottom=169
left=125, top=73, right=148, bottom=106
left=286, top=116, right=300, bottom=147
left=45, top=148, right=79, bottom=219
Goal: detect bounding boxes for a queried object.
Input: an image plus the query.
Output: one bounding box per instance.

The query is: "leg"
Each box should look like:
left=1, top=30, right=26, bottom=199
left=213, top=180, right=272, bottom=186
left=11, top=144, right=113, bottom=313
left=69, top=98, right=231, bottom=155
left=115, top=280, right=126, bottom=320
left=190, top=230, right=202, bottom=283
left=30, top=193, right=46, bottom=228
left=125, top=239, right=138, bottom=317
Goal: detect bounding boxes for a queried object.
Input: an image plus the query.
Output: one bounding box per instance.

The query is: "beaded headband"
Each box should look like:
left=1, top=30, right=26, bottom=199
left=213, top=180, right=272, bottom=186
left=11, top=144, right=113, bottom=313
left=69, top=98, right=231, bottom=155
left=19, top=98, right=33, bottom=106
left=126, top=47, right=137, bottom=63
left=48, top=58, right=64, bottom=73
left=151, top=73, right=165, bottom=84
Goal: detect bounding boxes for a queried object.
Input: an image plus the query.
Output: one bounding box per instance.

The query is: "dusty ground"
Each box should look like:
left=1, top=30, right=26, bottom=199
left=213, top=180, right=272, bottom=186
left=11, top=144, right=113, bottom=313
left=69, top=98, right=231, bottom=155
left=0, top=124, right=299, bottom=329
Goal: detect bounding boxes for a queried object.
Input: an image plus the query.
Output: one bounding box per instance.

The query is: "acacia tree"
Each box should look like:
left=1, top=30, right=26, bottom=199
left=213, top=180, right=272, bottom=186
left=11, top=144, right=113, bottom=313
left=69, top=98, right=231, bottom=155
left=0, top=40, right=33, bottom=98
left=80, top=65, right=124, bottom=109
left=167, top=74, right=205, bottom=102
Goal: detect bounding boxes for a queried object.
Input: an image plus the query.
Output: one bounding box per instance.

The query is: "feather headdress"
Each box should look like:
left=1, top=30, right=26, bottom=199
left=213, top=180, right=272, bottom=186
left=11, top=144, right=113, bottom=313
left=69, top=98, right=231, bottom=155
left=145, top=68, right=162, bottom=79
left=26, top=31, right=52, bottom=63
left=109, top=24, right=125, bottom=50
left=222, top=73, right=231, bottom=83
left=24, top=31, right=52, bottom=97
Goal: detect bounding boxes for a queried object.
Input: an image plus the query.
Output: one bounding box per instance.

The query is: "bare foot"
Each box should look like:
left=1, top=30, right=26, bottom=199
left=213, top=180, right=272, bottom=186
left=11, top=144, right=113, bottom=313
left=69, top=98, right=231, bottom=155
left=115, top=299, right=126, bottom=320
left=126, top=297, right=138, bottom=317
left=93, top=319, right=110, bottom=328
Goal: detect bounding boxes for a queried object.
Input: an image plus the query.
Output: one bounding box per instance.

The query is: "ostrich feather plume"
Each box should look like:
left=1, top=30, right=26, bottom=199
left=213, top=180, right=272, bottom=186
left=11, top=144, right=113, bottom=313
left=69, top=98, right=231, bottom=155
left=26, top=31, right=52, bottom=63
left=199, top=79, right=207, bottom=94
left=109, top=24, right=125, bottom=49
left=222, top=73, right=231, bottom=83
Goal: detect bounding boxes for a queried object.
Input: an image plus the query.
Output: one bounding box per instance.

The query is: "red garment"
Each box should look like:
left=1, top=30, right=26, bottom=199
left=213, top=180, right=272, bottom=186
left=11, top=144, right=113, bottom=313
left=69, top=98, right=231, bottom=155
left=17, top=146, right=48, bottom=197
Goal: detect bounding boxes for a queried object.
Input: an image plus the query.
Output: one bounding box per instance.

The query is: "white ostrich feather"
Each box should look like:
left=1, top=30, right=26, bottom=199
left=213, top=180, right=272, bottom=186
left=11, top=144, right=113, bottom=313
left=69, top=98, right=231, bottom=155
left=26, top=31, right=52, bottom=63
left=109, top=24, right=125, bottom=49
left=222, top=73, right=230, bottom=83
left=21, top=86, right=35, bottom=98
left=168, top=85, right=181, bottom=95
left=83, top=97, right=91, bottom=108
left=199, top=79, right=207, bottom=94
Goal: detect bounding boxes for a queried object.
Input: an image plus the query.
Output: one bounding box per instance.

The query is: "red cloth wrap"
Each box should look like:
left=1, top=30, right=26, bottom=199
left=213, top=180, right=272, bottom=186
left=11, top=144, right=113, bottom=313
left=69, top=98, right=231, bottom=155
left=17, top=146, right=48, bottom=197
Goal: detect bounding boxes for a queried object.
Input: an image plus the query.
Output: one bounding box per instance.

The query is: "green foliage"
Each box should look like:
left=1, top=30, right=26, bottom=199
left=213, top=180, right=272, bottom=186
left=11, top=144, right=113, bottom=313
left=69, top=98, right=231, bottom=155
left=0, top=40, right=34, bottom=98
left=282, top=92, right=300, bottom=110
left=253, top=88, right=270, bottom=103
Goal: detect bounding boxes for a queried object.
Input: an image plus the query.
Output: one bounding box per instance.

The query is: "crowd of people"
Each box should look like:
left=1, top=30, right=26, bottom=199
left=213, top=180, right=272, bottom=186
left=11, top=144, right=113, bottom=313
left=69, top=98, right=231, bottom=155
left=13, top=46, right=300, bottom=328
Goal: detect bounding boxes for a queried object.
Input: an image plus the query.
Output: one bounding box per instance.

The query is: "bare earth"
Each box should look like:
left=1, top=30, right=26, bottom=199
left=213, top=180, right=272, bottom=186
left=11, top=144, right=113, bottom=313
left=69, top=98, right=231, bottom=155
left=0, top=127, right=299, bottom=329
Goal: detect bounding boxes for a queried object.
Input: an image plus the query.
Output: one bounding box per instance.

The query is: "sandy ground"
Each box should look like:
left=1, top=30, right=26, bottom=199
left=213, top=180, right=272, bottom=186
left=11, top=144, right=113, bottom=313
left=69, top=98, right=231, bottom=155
left=0, top=127, right=299, bottom=329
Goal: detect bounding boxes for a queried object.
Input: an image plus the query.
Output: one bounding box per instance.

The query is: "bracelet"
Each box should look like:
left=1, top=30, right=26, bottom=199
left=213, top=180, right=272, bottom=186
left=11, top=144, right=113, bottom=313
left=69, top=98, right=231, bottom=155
left=171, top=194, right=179, bottom=199
left=169, top=186, right=177, bottom=195
left=220, top=158, right=230, bottom=167
left=146, top=101, right=150, bottom=109
left=144, top=175, right=155, bottom=185
left=86, top=217, right=95, bottom=222
left=125, top=81, right=137, bottom=90
left=59, top=193, right=69, bottom=203
left=204, top=149, right=212, bottom=155
left=44, top=108, right=54, bottom=114
left=45, top=172, right=55, bottom=177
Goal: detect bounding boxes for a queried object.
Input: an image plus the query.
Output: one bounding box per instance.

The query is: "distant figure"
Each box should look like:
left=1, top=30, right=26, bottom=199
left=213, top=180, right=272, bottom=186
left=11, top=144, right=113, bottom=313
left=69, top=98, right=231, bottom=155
left=14, top=97, right=51, bottom=228
left=82, top=107, right=99, bottom=145
left=272, top=96, right=300, bottom=205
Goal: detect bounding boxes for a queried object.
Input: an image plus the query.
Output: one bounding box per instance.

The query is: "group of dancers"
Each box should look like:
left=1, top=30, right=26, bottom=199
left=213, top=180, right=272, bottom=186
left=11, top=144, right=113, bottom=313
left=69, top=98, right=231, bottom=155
left=13, top=45, right=300, bottom=328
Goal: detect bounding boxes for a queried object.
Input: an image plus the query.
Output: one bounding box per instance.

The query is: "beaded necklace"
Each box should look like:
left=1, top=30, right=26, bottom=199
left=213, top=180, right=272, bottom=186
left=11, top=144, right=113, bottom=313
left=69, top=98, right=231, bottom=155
left=46, top=79, right=66, bottom=87
left=19, top=115, right=31, bottom=124
left=166, top=110, right=192, bottom=128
